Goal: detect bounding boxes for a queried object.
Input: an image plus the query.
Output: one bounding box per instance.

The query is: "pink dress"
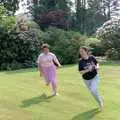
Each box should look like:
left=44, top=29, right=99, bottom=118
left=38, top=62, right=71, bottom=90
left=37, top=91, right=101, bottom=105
left=37, top=52, right=57, bottom=84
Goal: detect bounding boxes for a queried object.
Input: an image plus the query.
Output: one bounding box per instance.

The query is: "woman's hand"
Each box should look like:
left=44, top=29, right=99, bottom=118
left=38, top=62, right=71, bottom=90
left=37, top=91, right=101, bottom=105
left=80, top=69, right=90, bottom=75
left=56, top=65, right=62, bottom=70
left=88, top=65, right=93, bottom=72
left=40, top=72, right=43, bottom=77
left=95, top=64, right=100, bottom=70
left=58, top=64, right=62, bottom=68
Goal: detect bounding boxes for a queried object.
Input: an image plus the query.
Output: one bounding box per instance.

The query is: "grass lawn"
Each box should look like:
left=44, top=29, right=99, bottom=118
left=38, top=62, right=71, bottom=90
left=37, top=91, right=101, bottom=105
left=0, top=63, right=120, bottom=120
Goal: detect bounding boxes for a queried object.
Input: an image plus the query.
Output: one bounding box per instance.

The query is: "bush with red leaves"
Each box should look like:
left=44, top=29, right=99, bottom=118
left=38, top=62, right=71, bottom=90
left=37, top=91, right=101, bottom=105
left=35, top=10, right=71, bottom=30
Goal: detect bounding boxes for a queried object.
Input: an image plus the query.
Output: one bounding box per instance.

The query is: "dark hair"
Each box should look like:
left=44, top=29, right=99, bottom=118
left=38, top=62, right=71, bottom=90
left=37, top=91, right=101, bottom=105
left=41, top=44, right=50, bottom=49
left=80, top=46, right=89, bottom=53
left=79, top=46, right=92, bottom=58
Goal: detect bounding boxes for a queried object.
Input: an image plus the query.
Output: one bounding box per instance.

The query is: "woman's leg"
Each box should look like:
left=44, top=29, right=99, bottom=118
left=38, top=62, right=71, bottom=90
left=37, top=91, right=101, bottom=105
left=84, top=75, right=103, bottom=108
left=84, top=80, right=91, bottom=89
left=51, top=81, right=57, bottom=95
left=42, top=68, right=51, bottom=86
left=90, top=76, right=103, bottom=108
left=49, top=65, right=58, bottom=95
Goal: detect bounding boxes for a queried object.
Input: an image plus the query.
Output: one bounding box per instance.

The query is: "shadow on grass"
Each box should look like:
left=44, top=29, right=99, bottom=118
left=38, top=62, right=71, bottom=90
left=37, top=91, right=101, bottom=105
left=72, top=108, right=101, bottom=120
left=21, top=94, right=54, bottom=108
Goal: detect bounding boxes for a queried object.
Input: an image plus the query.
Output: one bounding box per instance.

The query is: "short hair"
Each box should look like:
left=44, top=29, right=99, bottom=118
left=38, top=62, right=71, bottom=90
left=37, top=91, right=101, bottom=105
left=80, top=46, right=89, bottom=52
left=41, top=44, right=50, bottom=49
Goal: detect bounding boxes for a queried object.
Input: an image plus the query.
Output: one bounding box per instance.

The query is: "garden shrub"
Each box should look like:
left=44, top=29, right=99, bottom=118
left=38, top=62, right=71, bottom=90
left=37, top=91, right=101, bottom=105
left=41, top=27, right=86, bottom=64
left=105, top=48, right=120, bottom=60
left=85, top=37, right=104, bottom=56
left=0, top=20, right=42, bottom=70
left=97, top=18, right=120, bottom=59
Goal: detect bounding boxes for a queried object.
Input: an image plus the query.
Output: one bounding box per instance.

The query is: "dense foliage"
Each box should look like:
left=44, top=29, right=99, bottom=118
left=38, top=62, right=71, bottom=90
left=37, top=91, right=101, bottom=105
left=0, top=6, right=16, bottom=30
left=1, top=24, right=101, bottom=70
left=97, top=18, right=120, bottom=59
left=85, top=38, right=104, bottom=56
left=0, top=0, right=120, bottom=70
left=0, top=16, right=42, bottom=70
left=32, top=0, right=72, bottom=30
left=41, top=27, right=86, bottom=64
left=34, top=10, right=71, bottom=30
left=0, top=0, right=19, bottom=14
left=0, top=5, right=101, bottom=70
left=31, top=0, right=120, bottom=35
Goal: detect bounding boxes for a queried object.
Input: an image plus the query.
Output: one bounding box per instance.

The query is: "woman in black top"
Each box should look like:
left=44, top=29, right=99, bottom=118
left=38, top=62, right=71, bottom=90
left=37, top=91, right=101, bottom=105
left=79, top=46, right=103, bottom=110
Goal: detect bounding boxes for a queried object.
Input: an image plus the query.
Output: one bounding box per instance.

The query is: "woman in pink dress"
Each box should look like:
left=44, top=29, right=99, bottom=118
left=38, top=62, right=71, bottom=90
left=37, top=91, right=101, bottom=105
left=37, top=44, right=61, bottom=96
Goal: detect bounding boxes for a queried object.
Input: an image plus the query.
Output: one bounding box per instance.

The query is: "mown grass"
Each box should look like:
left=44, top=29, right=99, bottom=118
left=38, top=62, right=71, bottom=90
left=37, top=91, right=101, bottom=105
left=0, top=63, right=120, bottom=120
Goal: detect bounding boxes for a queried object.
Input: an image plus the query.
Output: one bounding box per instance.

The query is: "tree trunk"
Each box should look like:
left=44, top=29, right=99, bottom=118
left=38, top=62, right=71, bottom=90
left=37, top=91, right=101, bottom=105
left=33, top=0, right=39, bottom=5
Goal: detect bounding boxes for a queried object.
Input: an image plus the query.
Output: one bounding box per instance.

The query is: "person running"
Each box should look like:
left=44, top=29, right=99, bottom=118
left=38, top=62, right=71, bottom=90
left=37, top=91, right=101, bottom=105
left=37, top=44, right=61, bottom=96
left=78, top=46, right=103, bottom=110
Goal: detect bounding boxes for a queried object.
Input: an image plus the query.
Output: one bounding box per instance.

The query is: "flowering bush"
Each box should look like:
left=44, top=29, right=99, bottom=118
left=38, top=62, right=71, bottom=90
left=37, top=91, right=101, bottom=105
left=97, top=18, right=120, bottom=59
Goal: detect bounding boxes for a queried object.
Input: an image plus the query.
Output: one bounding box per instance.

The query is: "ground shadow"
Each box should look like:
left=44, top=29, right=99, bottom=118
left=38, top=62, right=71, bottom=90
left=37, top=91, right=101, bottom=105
left=72, top=108, right=101, bottom=120
left=21, top=94, right=54, bottom=108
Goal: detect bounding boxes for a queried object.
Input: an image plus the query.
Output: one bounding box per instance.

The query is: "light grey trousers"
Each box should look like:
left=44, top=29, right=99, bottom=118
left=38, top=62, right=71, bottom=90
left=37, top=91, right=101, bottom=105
left=84, top=74, right=103, bottom=106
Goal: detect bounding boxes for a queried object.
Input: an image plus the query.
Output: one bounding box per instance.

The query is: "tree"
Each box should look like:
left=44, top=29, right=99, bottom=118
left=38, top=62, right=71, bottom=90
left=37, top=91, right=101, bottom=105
left=0, top=0, right=19, bottom=14
left=86, top=0, right=106, bottom=34
left=0, top=19, right=42, bottom=70
left=75, top=0, right=87, bottom=33
left=33, top=0, right=39, bottom=6
left=32, top=0, right=72, bottom=12
left=32, top=0, right=72, bottom=30
left=102, top=0, right=120, bottom=19
left=0, top=6, right=16, bottom=30
left=75, top=0, right=106, bottom=35
left=34, top=10, right=72, bottom=30
left=74, top=0, right=120, bottom=35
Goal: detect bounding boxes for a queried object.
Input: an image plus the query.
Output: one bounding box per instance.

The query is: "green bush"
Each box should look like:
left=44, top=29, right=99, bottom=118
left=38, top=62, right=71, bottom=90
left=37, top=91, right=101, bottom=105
left=105, top=48, right=120, bottom=60
left=0, top=20, right=42, bottom=70
left=1, top=6, right=105, bottom=70
left=41, top=27, right=86, bottom=64
left=85, top=37, right=104, bottom=56
left=0, top=6, right=16, bottom=30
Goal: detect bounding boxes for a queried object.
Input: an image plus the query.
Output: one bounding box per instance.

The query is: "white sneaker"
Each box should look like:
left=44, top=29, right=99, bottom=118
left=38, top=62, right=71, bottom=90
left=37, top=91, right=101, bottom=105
left=55, top=93, right=59, bottom=96
left=52, top=92, right=59, bottom=96
left=99, top=101, right=104, bottom=111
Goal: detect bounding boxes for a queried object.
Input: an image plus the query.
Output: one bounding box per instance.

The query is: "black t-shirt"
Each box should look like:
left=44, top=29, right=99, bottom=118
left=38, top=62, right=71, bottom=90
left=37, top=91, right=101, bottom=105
left=79, top=56, right=98, bottom=80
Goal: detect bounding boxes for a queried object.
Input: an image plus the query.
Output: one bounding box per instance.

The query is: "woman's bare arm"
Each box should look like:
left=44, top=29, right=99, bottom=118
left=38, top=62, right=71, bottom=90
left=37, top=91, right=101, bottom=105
left=80, top=69, right=90, bottom=75
left=95, top=63, right=100, bottom=70
left=37, top=62, right=43, bottom=76
left=56, top=58, right=61, bottom=67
